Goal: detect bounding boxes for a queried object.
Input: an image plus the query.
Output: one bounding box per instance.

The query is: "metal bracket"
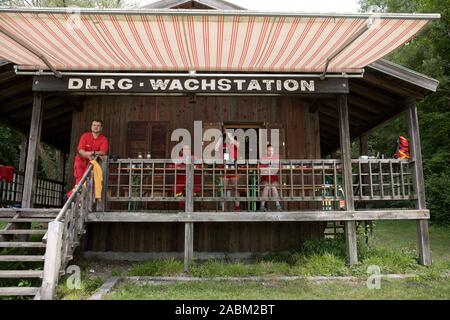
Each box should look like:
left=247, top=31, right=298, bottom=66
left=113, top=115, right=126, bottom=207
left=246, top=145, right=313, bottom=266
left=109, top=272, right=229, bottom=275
left=0, top=26, right=62, bottom=78
left=320, top=20, right=373, bottom=80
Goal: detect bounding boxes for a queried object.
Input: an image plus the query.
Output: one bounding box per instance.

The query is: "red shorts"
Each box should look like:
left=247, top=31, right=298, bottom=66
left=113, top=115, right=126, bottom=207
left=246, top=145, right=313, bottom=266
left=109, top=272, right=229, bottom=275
left=261, top=175, right=279, bottom=184
left=173, top=175, right=201, bottom=194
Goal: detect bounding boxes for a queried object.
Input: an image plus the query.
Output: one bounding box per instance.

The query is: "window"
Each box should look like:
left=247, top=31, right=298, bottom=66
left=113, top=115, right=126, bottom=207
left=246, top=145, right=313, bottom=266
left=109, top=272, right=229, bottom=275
left=127, top=121, right=169, bottom=158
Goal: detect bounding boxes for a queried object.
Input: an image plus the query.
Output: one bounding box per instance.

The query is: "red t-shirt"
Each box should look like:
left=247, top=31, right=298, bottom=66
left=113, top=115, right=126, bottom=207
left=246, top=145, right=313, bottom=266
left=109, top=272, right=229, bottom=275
left=260, top=154, right=280, bottom=174
left=223, top=143, right=238, bottom=162
left=76, top=132, right=109, bottom=163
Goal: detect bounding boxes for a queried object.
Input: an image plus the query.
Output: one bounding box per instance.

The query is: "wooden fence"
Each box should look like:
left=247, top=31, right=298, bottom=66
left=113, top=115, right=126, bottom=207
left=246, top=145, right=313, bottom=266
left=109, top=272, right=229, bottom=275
left=0, top=170, right=65, bottom=207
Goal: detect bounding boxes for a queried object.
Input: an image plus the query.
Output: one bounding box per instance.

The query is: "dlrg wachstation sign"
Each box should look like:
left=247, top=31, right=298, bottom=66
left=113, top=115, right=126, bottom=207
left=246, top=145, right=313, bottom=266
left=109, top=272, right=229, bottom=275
left=32, top=75, right=349, bottom=94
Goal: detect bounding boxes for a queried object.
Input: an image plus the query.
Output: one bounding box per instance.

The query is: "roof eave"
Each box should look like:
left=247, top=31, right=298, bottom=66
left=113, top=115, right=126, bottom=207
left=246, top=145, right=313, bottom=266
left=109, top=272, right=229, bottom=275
left=367, top=59, right=439, bottom=93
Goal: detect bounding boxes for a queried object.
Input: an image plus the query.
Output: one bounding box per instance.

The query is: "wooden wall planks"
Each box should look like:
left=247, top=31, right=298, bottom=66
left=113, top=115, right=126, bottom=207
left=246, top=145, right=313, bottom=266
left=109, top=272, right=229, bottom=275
left=71, top=95, right=325, bottom=253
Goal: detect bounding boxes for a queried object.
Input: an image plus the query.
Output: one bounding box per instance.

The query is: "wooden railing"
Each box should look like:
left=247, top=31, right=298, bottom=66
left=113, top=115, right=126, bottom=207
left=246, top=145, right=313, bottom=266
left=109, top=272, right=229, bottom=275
left=39, top=161, right=95, bottom=300
left=352, top=159, right=415, bottom=201
left=104, top=158, right=416, bottom=210
left=0, top=169, right=65, bottom=207
left=107, top=159, right=184, bottom=202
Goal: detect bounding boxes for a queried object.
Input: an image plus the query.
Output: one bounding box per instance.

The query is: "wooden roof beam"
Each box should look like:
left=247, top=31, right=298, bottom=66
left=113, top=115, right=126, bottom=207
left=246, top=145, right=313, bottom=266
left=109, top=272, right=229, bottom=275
left=347, top=94, right=392, bottom=115
left=320, top=99, right=376, bottom=121
left=363, top=72, right=424, bottom=99
left=349, top=80, right=403, bottom=107
left=319, top=105, right=367, bottom=128
left=0, top=95, right=34, bottom=113
left=0, top=69, right=17, bottom=83
left=40, top=113, right=73, bottom=131
left=0, top=79, right=32, bottom=100
left=11, top=98, right=68, bottom=121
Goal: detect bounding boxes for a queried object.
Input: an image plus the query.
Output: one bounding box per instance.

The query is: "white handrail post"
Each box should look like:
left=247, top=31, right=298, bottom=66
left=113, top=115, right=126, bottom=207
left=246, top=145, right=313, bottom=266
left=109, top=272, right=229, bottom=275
left=40, top=221, right=64, bottom=300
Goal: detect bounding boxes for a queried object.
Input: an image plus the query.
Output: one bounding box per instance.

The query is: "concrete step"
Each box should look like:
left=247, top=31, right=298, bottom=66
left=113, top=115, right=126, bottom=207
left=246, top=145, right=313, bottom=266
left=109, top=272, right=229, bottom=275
left=0, top=270, right=43, bottom=278
left=0, top=255, right=44, bottom=262
left=0, top=229, right=47, bottom=235
left=0, top=287, right=40, bottom=296
left=0, top=242, right=46, bottom=248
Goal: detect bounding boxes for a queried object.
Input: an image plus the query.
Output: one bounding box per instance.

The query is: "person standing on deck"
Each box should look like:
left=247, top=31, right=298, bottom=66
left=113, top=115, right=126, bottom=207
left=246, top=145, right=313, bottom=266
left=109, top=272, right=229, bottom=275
left=215, top=131, right=241, bottom=212
left=260, top=144, right=282, bottom=212
left=74, top=119, right=109, bottom=184
left=172, top=145, right=201, bottom=210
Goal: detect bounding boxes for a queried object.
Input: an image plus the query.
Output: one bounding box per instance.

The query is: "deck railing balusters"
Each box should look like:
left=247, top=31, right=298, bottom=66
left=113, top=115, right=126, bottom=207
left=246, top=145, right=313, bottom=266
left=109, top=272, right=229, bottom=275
left=99, top=158, right=415, bottom=208
left=0, top=169, right=65, bottom=207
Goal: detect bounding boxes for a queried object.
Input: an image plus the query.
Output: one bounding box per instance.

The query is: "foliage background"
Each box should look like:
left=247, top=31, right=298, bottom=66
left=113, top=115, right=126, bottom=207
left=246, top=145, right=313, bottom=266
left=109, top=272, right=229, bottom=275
left=359, top=0, right=450, bottom=225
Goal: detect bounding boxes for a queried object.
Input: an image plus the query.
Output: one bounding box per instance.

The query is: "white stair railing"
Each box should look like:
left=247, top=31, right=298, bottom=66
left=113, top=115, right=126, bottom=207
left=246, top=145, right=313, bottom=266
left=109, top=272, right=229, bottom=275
left=39, top=160, right=97, bottom=300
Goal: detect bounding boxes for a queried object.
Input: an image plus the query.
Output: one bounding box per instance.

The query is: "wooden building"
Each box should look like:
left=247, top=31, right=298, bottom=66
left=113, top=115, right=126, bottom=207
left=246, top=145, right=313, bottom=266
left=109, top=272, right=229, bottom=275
left=0, top=0, right=440, bottom=299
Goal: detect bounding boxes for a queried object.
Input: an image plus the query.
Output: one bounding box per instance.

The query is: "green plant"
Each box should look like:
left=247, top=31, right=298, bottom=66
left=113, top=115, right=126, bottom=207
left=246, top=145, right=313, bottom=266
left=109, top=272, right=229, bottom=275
left=56, top=276, right=104, bottom=300
left=129, top=258, right=183, bottom=277
left=297, top=253, right=349, bottom=276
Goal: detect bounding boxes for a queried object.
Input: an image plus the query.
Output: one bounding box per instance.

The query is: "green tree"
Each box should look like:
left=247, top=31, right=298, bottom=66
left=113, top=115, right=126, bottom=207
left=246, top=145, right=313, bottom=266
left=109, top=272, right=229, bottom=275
left=0, top=124, right=21, bottom=168
left=359, top=0, right=450, bottom=225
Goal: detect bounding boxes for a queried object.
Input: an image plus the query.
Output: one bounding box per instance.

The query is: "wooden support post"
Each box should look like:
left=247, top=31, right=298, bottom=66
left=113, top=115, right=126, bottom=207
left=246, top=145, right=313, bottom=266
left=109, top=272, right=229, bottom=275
left=56, top=150, right=66, bottom=207
left=406, top=98, right=432, bottom=266
left=56, top=150, right=65, bottom=182
left=40, top=221, right=64, bottom=300
left=96, top=156, right=109, bottom=212
left=338, top=95, right=358, bottom=266
left=359, top=134, right=368, bottom=156
left=19, top=134, right=28, bottom=173
left=359, top=133, right=373, bottom=243
left=184, top=160, right=194, bottom=272
left=184, top=222, right=194, bottom=273
left=185, top=161, right=194, bottom=213
left=21, top=93, right=44, bottom=208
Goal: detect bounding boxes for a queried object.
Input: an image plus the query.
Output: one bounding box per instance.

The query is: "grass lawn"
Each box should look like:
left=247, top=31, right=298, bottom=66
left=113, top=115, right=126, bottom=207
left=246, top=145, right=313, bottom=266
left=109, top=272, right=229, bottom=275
left=372, top=220, right=450, bottom=263
left=56, top=220, right=450, bottom=300
left=105, top=278, right=450, bottom=300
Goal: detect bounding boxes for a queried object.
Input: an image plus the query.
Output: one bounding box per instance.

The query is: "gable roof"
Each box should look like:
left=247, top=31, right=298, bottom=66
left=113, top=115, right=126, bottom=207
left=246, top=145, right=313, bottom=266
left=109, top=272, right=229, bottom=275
left=142, top=0, right=246, bottom=10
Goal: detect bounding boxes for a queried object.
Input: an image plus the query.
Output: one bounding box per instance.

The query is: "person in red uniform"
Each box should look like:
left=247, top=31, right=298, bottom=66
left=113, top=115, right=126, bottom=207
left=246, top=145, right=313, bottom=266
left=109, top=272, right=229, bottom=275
left=259, top=144, right=282, bottom=211
left=74, top=119, right=109, bottom=184
left=172, top=145, right=201, bottom=210
left=215, top=132, right=241, bottom=212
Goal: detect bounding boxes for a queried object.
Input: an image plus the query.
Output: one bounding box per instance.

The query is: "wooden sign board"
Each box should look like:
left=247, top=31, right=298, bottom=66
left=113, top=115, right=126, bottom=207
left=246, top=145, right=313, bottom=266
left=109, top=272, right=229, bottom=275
left=32, top=75, right=349, bottom=95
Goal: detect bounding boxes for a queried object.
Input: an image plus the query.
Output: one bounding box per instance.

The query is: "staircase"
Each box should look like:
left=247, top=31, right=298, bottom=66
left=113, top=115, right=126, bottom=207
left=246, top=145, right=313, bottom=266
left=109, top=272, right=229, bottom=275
left=0, top=209, right=60, bottom=298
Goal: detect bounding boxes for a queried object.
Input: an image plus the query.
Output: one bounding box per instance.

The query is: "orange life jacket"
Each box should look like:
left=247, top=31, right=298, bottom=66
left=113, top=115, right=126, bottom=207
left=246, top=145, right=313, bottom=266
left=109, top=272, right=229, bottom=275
left=396, top=136, right=410, bottom=159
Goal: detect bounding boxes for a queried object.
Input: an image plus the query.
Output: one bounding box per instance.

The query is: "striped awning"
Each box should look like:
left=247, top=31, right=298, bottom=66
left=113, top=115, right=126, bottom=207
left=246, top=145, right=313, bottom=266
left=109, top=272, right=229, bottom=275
left=0, top=8, right=439, bottom=74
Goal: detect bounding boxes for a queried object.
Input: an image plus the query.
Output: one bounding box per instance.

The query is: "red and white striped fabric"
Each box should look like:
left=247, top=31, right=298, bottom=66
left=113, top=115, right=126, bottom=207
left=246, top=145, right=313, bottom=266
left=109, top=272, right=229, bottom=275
left=0, top=10, right=433, bottom=73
